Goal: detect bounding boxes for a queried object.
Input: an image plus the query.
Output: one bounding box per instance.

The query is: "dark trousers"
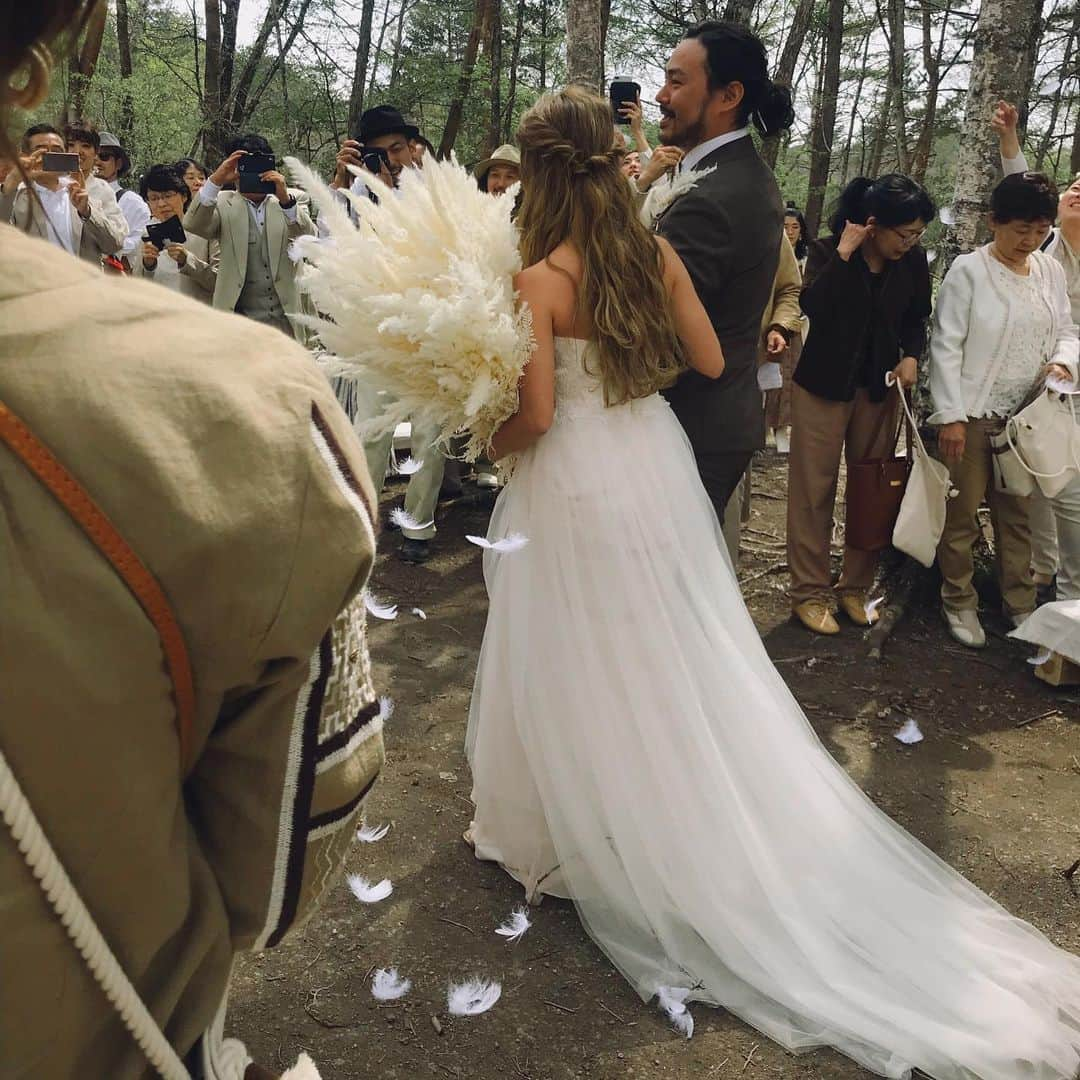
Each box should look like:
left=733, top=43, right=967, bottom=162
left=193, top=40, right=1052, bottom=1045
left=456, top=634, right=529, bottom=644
left=693, top=449, right=755, bottom=524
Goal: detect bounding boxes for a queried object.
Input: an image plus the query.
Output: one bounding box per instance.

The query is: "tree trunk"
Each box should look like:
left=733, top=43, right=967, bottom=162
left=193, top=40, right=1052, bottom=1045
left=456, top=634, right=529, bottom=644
left=804, top=0, right=844, bottom=238
left=566, top=0, right=604, bottom=92
left=539, top=0, right=549, bottom=89
left=909, top=0, right=949, bottom=183
left=486, top=0, right=503, bottom=156
left=839, top=24, right=873, bottom=186
left=347, top=0, right=377, bottom=137
left=868, top=81, right=893, bottom=176
left=229, top=0, right=290, bottom=129
left=722, top=0, right=755, bottom=25
left=66, top=0, right=108, bottom=121
left=368, top=0, right=395, bottom=99
left=220, top=0, right=241, bottom=106
left=881, top=0, right=911, bottom=172
left=388, top=0, right=407, bottom=88
left=438, top=0, right=488, bottom=157
left=941, top=0, right=1046, bottom=271
left=115, top=0, right=136, bottom=143
left=203, top=0, right=225, bottom=161
left=1015, top=0, right=1046, bottom=132
left=760, top=0, right=815, bottom=169
left=503, top=0, right=527, bottom=141
left=600, top=0, right=612, bottom=87
left=1036, top=6, right=1077, bottom=169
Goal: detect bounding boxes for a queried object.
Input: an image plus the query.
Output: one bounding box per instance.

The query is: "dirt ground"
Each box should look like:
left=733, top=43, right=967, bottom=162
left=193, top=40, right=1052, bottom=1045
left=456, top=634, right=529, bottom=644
left=230, top=453, right=1080, bottom=1080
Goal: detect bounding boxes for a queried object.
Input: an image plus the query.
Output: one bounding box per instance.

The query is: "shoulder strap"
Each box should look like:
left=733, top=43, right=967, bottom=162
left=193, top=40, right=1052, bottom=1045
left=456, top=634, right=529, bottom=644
left=0, top=400, right=195, bottom=774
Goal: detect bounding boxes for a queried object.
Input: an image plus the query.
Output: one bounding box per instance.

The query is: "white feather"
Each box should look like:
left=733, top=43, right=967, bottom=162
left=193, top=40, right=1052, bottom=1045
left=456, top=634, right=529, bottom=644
left=466, top=532, right=530, bottom=553
left=939, top=205, right=957, bottom=226
left=864, top=595, right=885, bottom=623
left=364, top=592, right=398, bottom=620
left=639, top=166, right=716, bottom=227
left=347, top=874, right=393, bottom=903
left=377, top=696, right=395, bottom=723
left=390, top=507, right=435, bottom=532
left=894, top=718, right=924, bottom=745
left=656, top=986, right=694, bottom=1039
left=356, top=822, right=390, bottom=843
left=447, top=977, right=502, bottom=1016
left=280, top=1053, right=323, bottom=1079
left=494, top=907, right=531, bottom=943
left=371, top=967, right=412, bottom=1001
left=395, top=456, right=425, bottom=475
left=1028, top=648, right=1053, bottom=666
left=283, top=154, right=534, bottom=462
left=411, top=607, right=428, bottom=620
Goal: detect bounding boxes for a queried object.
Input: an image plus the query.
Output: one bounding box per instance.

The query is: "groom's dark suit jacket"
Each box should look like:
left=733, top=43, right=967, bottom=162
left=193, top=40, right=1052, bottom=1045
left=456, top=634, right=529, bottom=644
left=657, top=136, right=784, bottom=456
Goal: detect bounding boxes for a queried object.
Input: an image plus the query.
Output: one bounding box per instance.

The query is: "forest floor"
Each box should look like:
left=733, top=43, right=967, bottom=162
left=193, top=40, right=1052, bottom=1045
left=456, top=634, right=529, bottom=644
left=230, top=452, right=1080, bottom=1080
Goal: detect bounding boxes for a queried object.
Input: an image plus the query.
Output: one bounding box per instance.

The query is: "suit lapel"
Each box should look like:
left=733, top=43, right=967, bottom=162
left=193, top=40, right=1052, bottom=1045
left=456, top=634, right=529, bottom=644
left=266, top=199, right=284, bottom=283
left=225, top=192, right=249, bottom=282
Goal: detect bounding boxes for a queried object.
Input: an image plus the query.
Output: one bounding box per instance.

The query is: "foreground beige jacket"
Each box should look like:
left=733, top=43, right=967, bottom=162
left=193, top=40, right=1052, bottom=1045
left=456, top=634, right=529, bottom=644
left=0, top=225, right=382, bottom=1078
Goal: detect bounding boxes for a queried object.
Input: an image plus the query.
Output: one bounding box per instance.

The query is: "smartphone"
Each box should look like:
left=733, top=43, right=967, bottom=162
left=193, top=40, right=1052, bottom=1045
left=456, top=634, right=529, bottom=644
left=237, top=152, right=276, bottom=194
left=145, top=217, right=186, bottom=250
left=361, top=145, right=390, bottom=175
left=42, top=152, right=81, bottom=173
left=610, top=78, right=641, bottom=125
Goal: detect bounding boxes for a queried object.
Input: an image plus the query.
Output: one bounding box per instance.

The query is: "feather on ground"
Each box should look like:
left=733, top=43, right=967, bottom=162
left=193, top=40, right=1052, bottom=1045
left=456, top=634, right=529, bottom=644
left=371, top=968, right=412, bottom=1001
left=347, top=875, right=393, bottom=903
left=495, top=907, right=531, bottom=943
left=356, top=822, right=391, bottom=843
left=364, top=592, right=398, bottom=620
left=389, top=507, right=435, bottom=532
left=447, top=977, right=502, bottom=1016
left=280, top=1053, right=323, bottom=1078
left=466, top=533, right=530, bottom=553
left=656, top=986, right=694, bottom=1039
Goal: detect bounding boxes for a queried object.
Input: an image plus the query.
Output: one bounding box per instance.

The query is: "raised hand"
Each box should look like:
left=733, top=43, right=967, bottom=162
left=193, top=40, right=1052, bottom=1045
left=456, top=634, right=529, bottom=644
left=210, top=149, right=246, bottom=187
left=837, top=220, right=871, bottom=261
left=68, top=177, right=91, bottom=220
left=165, top=242, right=188, bottom=267
left=991, top=100, right=1021, bottom=161
left=262, top=169, right=292, bottom=206
left=333, top=139, right=363, bottom=188
left=637, top=146, right=684, bottom=191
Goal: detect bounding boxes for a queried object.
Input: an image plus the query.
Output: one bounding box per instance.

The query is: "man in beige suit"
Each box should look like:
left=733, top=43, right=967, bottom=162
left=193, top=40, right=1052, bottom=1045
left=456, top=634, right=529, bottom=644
left=184, top=133, right=316, bottom=345
left=0, top=122, right=126, bottom=263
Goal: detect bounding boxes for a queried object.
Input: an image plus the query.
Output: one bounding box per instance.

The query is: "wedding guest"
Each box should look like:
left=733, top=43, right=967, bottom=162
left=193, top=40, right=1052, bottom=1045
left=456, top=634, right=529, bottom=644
left=994, top=99, right=1080, bottom=606
left=789, top=174, right=933, bottom=635
left=760, top=232, right=804, bottom=455
left=410, top=133, right=436, bottom=166
left=0, top=122, right=127, bottom=263
left=133, top=163, right=217, bottom=302
left=655, top=20, right=794, bottom=523
left=175, top=156, right=209, bottom=198
left=784, top=202, right=809, bottom=272
left=929, top=171, right=1078, bottom=647
left=184, top=133, right=316, bottom=343
left=95, top=131, right=150, bottom=267
left=0, top=4, right=382, bottom=1076
left=622, top=149, right=641, bottom=180
left=332, top=105, right=418, bottom=196
left=617, top=97, right=653, bottom=169
left=475, top=144, right=521, bottom=196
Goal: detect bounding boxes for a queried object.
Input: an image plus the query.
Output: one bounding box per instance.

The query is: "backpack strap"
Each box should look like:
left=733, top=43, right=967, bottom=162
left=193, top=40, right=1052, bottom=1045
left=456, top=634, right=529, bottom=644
left=0, top=400, right=195, bottom=774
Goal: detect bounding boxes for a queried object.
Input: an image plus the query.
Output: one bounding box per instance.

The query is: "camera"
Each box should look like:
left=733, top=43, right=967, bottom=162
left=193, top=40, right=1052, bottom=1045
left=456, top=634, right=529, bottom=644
left=361, top=146, right=391, bottom=175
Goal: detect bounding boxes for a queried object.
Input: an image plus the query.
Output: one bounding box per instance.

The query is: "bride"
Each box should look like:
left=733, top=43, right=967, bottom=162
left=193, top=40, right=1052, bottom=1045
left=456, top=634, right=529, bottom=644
left=465, top=87, right=1080, bottom=1079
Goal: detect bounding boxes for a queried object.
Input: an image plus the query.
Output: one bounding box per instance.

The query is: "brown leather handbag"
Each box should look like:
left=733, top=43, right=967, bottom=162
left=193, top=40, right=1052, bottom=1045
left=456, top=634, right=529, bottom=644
left=844, top=386, right=912, bottom=552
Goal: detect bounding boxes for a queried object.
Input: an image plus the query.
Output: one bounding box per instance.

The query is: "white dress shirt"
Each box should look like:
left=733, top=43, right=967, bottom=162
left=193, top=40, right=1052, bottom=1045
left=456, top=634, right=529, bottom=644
left=31, top=182, right=75, bottom=253
left=679, top=127, right=750, bottom=173
left=108, top=180, right=151, bottom=258
left=198, top=177, right=299, bottom=230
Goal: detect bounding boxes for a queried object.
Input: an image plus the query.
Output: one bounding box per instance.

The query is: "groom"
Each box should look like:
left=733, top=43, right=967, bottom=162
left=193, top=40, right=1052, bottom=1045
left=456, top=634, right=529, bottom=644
left=655, top=22, right=788, bottom=522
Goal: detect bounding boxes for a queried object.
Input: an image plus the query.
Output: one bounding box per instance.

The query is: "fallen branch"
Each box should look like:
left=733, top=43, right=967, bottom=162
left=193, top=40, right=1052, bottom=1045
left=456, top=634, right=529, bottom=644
left=542, top=999, right=578, bottom=1014
left=739, top=561, right=787, bottom=585
left=866, top=554, right=923, bottom=660
left=436, top=916, right=475, bottom=935
left=1016, top=708, right=1062, bottom=729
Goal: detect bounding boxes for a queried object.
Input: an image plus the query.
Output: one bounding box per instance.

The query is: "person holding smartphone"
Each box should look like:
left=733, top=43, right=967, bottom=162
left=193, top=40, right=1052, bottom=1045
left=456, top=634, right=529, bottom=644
left=132, top=163, right=217, bottom=302
left=0, top=122, right=127, bottom=263
left=183, top=132, right=316, bottom=343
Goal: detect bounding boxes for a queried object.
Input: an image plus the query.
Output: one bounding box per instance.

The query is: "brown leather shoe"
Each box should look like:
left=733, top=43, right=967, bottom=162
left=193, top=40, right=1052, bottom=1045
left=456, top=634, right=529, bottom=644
left=792, top=600, right=840, bottom=635
left=839, top=592, right=880, bottom=627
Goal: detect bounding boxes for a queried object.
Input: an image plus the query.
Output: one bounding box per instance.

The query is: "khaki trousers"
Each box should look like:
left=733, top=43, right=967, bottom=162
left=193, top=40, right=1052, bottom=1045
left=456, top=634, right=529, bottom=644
left=937, top=418, right=1034, bottom=616
left=787, top=383, right=899, bottom=606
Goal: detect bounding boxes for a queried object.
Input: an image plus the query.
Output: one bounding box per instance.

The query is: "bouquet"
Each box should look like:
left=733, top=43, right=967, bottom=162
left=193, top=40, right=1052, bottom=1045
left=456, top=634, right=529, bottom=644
left=284, top=155, right=534, bottom=461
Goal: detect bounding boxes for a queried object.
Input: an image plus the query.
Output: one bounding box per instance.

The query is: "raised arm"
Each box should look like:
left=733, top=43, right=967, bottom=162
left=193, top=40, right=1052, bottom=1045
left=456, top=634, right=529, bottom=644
left=992, top=100, right=1028, bottom=174
left=657, top=235, right=724, bottom=379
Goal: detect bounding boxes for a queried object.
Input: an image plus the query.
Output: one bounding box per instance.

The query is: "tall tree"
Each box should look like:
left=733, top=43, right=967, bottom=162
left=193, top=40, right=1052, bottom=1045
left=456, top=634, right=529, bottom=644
left=203, top=0, right=225, bottom=159
left=347, top=0, right=378, bottom=136
left=439, top=0, right=490, bottom=156
left=504, top=0, right=528, bottom=140
left=66, top=0, right=108, bottom=121
left=804, top=0, right=844, bottom=237
left=566, top=0, right=603, bottom=91
left=486, top=0, right=504, bottom=155
left=722, top=0, right=755, bottom=25
left=942, top=0, right=1047, bottom=269
left=876, top=0, right=911, bottom=172
left=115, top=0, right=136, bottom=143
left=760, top=0, right=815, bottom=169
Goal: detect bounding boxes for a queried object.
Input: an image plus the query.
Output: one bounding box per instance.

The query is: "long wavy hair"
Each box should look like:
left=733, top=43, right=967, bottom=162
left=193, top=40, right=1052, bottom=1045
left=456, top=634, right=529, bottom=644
left=515, top=87, right=683, bottom=405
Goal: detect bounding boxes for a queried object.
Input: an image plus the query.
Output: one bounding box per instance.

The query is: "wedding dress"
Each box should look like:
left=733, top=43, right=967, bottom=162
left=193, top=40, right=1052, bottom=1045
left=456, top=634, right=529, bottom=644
left=466, top=338, right=1080, bottom=1080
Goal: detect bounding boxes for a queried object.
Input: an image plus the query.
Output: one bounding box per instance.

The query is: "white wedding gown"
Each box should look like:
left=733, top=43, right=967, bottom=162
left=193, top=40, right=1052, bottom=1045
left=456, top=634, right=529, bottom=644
left=466, top=338, right=1080, bottom=1079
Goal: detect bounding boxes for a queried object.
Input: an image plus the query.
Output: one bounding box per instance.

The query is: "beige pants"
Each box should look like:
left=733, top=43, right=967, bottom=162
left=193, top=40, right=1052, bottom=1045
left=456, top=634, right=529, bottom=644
left=937, top=418, right=1034, bottom=616
left=786, top=383, right=898, bottom=606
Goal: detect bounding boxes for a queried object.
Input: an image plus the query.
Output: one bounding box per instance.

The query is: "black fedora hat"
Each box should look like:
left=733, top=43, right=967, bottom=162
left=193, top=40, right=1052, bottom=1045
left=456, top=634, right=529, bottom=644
left=359, top=105, right=420, bottom=143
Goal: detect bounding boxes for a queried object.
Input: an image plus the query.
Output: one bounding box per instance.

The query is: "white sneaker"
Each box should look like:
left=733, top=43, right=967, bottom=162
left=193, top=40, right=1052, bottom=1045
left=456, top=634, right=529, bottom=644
left=942, top=606, right=986, bottom=648
left=775, top=428, right=791, bottom=455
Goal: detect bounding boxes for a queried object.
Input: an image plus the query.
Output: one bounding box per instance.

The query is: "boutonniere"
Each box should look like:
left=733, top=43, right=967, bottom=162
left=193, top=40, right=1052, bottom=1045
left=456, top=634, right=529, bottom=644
left=640, top=165, right=716, bottom=228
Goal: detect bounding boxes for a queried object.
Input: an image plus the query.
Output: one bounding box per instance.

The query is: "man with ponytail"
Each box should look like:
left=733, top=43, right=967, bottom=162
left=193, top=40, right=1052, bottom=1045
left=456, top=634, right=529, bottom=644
left=654, top=20, right=794, bottom=524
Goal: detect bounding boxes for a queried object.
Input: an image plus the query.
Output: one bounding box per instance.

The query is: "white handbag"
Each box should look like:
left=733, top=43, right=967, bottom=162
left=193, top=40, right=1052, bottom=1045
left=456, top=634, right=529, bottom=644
left=989, top=426, right=1036, bottom=496
left=890, top=377, right=956, bottom=568
left=1005, top=388, right=1080, bottom=497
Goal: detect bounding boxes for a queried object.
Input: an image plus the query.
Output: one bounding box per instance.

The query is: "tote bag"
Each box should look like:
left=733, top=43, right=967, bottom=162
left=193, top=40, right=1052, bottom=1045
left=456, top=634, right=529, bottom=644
left=1005, top=387, right=1080, bottom=498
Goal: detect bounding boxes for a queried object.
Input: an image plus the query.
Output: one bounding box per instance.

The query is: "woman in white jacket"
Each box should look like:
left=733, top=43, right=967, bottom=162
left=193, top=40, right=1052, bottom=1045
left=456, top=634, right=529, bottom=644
left=929, top=172, right=1079, bottom=647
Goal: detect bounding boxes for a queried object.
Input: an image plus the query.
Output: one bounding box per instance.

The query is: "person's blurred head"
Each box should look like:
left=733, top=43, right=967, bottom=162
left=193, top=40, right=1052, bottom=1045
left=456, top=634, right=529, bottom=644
left=1059, top=173, right=1080, bottom=231
left=657, top=21, right=793, bottom=151
left=174, top=157, right=208, bottom=197
left=19, top=123, right=64, bottom=188
left=989, top=171, right=1058, bottom=261
left=140, top=163, right=190, bottom=221
left=829, top=174, right=935, bottom=263
left=409, top=135, right=435, bottom=168
left=516, top=87, right=682, bottom=406
left=477, top=144, right=521, bottom=196
left=622, top=150, right=641, bottom=179
left=783, top=204, right=808, bottom=258
left=95, top=131, right=130, bottom=182
left=225, top=133, right=274, bottom=202
left=64, top=118, right=99, bottom=177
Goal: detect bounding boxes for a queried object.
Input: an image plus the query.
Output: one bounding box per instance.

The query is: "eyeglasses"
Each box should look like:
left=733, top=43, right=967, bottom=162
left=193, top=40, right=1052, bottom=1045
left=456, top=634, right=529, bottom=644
left=146, top=191, right=182, bottom=205
left=886, top=226, right=926, bottom=246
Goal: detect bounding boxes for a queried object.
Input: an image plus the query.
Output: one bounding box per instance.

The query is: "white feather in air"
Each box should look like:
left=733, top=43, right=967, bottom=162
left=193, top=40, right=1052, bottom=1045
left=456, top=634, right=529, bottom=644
left=656, top=986, right=694, bottom=1039
left=1028, top=648, right=1053, bottom=666
left=395, top=456, right=425, bottom=475
left=371, top=968, right=412, bottom=1001
left=347, top=874, right=393, bottom=903
left=356, top=822, right=391, bottom=843
left=280, top=1053, right=323, bottom=1079
left=364, top=592, right=398, bottom=620
left=377, top=696, right=395, bottom=723
left=390, top=507, right=435, bottom=532
left=494, top=907, right=531, bottom=943
left=411, top=608, right=428, bottom=620
left=466, top=533, right=530, bottom=553
left=447, top=977, right=502, bottom=1016
left=864, top=595, right=885, bottom=623
left=284, top=154, right=534, bottom=462
left=894, top=718, right=924, bottom=745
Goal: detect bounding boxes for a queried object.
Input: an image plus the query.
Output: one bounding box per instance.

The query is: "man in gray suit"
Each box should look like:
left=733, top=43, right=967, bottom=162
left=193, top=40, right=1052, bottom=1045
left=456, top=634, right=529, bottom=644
left=655, top=22, right=793, bottom=522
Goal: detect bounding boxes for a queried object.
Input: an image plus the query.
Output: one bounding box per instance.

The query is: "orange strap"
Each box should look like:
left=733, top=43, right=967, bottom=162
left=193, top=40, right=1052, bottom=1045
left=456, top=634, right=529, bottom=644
left=0, top=401, right=195, bottom=774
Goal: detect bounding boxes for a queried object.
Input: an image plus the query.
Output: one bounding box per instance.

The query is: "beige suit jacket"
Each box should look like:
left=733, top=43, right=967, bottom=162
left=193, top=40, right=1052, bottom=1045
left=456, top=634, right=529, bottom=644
left=0, top=224, right=382, bottom=1078
left=0, top=174, right=128, bottom=264
left=183, top=187, right=316, bottom=344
